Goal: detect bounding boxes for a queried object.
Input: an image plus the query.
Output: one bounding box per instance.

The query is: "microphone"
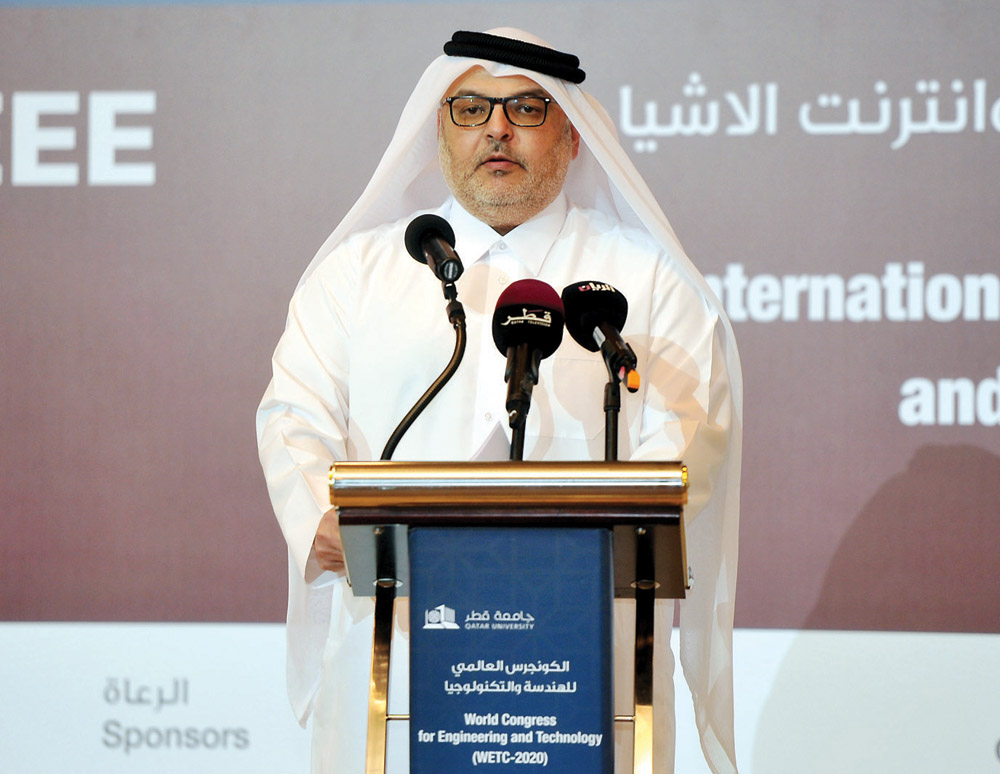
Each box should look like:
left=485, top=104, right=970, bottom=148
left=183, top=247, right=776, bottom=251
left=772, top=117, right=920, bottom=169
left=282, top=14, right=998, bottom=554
left=561, top=281, right=640, bottom=392
left=492, top=279, right=564, bottom=430
left=404, top=214, right=464, bottom=283
left=381, top=215, right=469, bottom=461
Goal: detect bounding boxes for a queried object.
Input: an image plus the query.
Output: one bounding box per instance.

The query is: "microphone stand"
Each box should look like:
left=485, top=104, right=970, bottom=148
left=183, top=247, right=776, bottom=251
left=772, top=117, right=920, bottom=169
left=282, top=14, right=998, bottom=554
left=510, top=425, right=526, bottom=461
left=600, top=335, right=637, bottom=462
left=604, top=376, right=621, bottom=462
left=381, top=282, right=466, bottom=460
left=506, top=344, right=541, bottom=462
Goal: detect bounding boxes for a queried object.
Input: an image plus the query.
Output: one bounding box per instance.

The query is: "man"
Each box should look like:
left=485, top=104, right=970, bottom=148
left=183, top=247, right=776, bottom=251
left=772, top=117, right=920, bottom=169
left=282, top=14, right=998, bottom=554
left=257, top=28, right=742, bottom=774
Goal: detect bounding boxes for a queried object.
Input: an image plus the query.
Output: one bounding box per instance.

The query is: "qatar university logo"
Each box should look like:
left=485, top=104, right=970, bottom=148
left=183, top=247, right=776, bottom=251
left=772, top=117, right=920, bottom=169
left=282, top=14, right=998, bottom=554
left=423, top=604, right=460, bottom=629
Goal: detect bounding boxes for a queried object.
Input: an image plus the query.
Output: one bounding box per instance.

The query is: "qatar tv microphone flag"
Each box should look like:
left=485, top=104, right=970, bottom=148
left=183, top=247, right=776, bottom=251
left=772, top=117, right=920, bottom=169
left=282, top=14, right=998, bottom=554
left=409, top=527, right=613, bottom=774
left=491, top=279, right=564, bottom=431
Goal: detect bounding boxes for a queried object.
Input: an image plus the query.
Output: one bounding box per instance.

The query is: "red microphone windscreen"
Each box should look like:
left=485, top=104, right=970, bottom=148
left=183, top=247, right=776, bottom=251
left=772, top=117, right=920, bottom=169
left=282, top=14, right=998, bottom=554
left=492, top=279, right=565, bottom=357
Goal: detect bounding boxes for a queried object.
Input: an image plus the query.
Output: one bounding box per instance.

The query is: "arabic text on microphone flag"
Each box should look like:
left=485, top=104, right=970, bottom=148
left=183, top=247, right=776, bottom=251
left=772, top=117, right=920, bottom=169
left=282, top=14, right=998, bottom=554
left=409, top=527, right=613, bottom=773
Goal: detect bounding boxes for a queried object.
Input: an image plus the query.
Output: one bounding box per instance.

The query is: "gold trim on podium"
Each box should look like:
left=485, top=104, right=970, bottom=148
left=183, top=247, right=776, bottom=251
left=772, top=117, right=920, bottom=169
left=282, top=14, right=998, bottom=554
left=366, top=580, right=395, bottom=774
left=331, top=459, right=687, bottom=508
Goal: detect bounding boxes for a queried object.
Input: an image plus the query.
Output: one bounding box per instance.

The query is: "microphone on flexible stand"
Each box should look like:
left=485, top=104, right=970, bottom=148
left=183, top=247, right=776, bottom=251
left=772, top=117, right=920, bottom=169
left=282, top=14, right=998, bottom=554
left=380, top=215, right=468, bottom=461
left=492, top=279, right=564, bottom=460
left=404, top=213, right=466, bottom=322
left=561, top=281, right=641, bottom=461
left=404, top=213, right=464, bottom=285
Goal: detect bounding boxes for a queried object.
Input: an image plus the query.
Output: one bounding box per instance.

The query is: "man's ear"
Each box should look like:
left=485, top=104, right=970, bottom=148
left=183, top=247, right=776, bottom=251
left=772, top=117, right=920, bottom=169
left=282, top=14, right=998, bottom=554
left=570, top=124, right=581, bottom=160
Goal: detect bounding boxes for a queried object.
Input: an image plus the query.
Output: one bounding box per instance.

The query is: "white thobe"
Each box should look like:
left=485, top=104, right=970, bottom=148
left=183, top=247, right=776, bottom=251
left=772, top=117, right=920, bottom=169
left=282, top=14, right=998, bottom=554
left=257, top=194, right=728, bottom=772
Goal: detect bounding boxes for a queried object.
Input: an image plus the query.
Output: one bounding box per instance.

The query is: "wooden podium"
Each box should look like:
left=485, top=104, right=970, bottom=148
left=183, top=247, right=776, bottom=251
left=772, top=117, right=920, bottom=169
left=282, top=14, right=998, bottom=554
left=330, top=460, right=689, bottom=774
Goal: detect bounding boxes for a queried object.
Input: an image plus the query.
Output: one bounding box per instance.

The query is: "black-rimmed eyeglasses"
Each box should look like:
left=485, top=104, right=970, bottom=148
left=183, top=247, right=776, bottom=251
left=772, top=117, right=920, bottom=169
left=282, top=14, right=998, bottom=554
left=444, top=96, right=553, bottom=127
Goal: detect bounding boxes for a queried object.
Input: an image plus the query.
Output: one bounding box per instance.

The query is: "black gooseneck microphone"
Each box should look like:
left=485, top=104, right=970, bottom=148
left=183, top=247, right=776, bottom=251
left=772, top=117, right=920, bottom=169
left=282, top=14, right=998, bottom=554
left=380, top=215, right=468, bottom=461
left=561, top=281, right=640, bottom=392
left=561, top=281, right=641, bottom=461
left=492, top=279, right=564, bottom=460
left=404, top=213, right=465, bottom=285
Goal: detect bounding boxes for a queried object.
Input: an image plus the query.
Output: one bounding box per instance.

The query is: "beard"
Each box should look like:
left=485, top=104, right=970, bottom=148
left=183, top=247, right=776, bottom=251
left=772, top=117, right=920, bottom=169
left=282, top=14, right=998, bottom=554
left=439, top=124, right=574, bottom=234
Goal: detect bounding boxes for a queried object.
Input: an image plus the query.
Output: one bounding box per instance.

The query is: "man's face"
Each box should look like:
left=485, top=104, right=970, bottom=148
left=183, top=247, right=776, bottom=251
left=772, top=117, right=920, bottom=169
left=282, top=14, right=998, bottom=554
left=438, top=67, right=580, bottom=235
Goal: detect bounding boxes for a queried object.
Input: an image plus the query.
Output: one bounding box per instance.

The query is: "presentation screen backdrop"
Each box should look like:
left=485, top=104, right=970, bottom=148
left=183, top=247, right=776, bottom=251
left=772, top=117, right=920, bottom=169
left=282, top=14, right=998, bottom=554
left=2, top=2, right=998, bottom=771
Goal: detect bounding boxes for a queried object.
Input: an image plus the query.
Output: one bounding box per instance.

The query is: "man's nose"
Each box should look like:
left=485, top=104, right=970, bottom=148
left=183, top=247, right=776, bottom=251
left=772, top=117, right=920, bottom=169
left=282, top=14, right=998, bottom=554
left=485, top=104, right=514, bottom=140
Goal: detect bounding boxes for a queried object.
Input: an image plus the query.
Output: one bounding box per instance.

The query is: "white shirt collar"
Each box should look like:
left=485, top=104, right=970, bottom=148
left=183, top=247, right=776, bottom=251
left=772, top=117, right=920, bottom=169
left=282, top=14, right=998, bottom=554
left=445, top=195, right=569, bottom=277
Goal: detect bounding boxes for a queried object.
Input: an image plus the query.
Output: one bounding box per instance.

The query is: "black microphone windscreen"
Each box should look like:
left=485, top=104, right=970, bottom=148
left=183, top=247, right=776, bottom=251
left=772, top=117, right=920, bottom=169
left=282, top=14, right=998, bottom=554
left=404, top=214, right=456, bottom=264
left=492, top=279, right=564, bottom=357
left=561, top=281, right=628, bottom=352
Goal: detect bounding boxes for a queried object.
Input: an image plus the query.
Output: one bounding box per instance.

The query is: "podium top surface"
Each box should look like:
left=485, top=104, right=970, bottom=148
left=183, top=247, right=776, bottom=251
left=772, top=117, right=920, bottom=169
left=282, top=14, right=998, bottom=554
left=329, top=460, right=687, bottom=511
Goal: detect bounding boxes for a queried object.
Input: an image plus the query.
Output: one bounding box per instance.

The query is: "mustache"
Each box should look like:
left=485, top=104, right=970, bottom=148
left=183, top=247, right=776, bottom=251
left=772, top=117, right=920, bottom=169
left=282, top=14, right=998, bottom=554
left=476, top=142, right=525, bottom=168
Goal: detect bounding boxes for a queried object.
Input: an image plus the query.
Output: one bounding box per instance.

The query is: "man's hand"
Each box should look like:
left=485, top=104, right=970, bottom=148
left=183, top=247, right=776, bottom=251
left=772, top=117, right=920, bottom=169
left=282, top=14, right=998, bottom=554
left=313, top=509, right=345, bottom=572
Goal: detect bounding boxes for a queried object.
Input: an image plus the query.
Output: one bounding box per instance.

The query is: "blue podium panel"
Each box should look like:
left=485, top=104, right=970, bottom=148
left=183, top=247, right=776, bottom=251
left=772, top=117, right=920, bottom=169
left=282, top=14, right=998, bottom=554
left=409, top=527, right=613, bottom=774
